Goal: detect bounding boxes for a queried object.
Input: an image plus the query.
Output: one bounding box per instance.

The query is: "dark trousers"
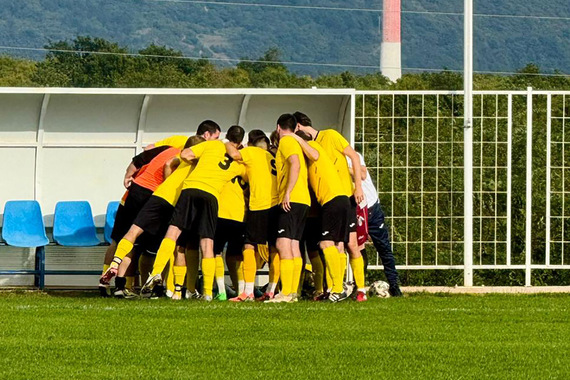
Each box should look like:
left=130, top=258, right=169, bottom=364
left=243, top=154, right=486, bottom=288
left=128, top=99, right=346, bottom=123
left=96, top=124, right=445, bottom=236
left=367, top=201, right=399, bottom=286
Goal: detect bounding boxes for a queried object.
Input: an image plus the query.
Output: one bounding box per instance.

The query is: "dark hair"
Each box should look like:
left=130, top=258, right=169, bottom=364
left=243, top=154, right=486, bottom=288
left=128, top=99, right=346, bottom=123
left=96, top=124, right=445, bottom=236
left=277, top=113, right=297, bottom=131
left=293, top=111, right=312, bottom=127
left=196, top=120, right=221, bottom=136
left=295, top=130, right=312, bottom=141
left=184, top=135, right=205, bottom=149
left=226, top=125, right=245, bottom=144
left=269, top=130, right=279, bottom=148
left=248, top=129, right=267, bottom=145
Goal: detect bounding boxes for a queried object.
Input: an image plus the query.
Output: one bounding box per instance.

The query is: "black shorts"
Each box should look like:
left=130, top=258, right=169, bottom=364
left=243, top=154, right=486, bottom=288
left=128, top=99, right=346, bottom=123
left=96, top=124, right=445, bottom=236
left=177, top=230, right=199, bottom=249
left=214, top=218, right=245, bottom=257
left=302, top=217, right=320, bottom=252
left=245, top=209, right=270, bottom=245
left=133, top=196, right=174, bottom=237
left=267, top=206, right=280, bottom=247
left=170, top=188, right=218, bottom=240
left=276, top=203, right=309, bottom=241
left=348, top=196, right=358, bottom=233
left=111, top=183, right=153, bottom=242
left=321, top=196, right=351, bottom=244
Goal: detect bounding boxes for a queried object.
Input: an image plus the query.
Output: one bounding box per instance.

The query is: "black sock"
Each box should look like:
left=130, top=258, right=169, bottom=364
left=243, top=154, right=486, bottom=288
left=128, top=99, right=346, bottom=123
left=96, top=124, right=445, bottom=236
left=115, top=277, right=126, bottom=291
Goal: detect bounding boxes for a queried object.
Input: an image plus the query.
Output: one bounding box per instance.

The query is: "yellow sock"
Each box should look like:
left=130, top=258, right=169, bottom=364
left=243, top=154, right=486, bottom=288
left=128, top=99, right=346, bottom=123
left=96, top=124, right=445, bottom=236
left=151, top=238, right=176, bottom=276
left=243, top=249, right=256, bottom=284
left=350, top=256, right=366, bottom=290
left=325, top=268, right=333, bottom=292
left=125, top=276, right=135, bottom=290
left=173, top=265, right=187, bottom=287
left=269, top=250, right=280, bottom=284
left=115, top=239, right=134, bottom=261
left=201, top=257, right=216, bottom=297
left=257, top=244, right=270, bottom=263
left=102, top=264, right=110, bottom=275
left=310, top=256, right=324, bottom=293
left=292, top=257, right=303, bottom=295
left=186, top=249, right=200, bottom=292
left=215, top=255, right=225, bottom=280
left=339, top=252, right=348, bottom=283
left=165, top=256, right=175, bottom=295
left=236, top=259, right=245, bottom=293
left=280, top=258, right=294, bottom=295
left=323, top=246, right=343, bottom=293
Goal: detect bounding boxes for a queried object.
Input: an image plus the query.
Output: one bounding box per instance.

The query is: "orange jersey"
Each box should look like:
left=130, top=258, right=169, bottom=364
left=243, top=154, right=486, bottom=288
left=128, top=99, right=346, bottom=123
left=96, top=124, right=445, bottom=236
left=133, top=147, right=180, bottom=191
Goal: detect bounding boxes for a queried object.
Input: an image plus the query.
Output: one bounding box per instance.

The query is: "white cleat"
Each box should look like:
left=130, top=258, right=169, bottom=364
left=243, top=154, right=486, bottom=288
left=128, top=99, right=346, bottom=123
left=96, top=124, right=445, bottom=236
left=264, top=293, right=293, bottom=303
left=140, top=273, right=162, bottom=295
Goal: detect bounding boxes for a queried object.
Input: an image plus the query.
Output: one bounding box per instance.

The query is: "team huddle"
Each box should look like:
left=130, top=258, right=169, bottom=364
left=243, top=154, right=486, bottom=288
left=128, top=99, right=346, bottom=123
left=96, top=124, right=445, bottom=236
left=99, top=111, right=401, bottom=303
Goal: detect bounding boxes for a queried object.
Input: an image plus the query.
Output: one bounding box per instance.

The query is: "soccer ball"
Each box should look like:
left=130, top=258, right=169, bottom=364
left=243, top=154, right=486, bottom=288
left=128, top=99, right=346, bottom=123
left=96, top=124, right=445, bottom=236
left=369, top=280, right=391, bottom=298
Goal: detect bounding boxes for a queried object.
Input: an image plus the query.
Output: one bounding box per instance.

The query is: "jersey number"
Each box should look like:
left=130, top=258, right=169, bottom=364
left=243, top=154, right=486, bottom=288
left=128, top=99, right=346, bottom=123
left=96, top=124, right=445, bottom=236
left=270, top=159, right=277, bottom=176
left=231, top=176, right=248, bottom=191
left=218, top=154, right=233, bottom=170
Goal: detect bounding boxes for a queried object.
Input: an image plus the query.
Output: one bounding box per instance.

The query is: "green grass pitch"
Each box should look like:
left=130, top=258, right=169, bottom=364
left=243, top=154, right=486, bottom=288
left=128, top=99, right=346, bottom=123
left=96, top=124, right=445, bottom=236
left=0, top=292, right=569, bottom=379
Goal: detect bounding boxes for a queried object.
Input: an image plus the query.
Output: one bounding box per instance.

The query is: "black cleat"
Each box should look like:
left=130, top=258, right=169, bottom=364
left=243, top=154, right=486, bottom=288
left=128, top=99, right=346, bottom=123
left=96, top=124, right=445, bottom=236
left=389, top=284, right=403, bottom=297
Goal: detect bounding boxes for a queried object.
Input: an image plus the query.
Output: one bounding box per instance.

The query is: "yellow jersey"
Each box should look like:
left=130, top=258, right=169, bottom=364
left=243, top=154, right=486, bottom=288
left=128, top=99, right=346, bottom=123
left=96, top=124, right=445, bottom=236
left=182, top=140, right=245, bottom=200
left=152, top=160, right=195, bottom=206
left=154, top=135, right=188, bottom=150
left=218, top=174, right=248, bottom=222
left=315, top=129, right=353, bottom=197
left=276, top=135, right=310, bottom=206
left=240, top=146, right=279, bottom=210
left=306, top=141, right=344, bottom=206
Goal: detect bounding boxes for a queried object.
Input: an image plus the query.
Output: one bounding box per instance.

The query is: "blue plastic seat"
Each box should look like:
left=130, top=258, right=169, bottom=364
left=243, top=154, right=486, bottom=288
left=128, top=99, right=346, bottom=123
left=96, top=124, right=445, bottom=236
left=104, top=201, right=120, bottom=244
left=53, top=201, right=101, bottom=246
left=2, top=200, right=49, bottom=247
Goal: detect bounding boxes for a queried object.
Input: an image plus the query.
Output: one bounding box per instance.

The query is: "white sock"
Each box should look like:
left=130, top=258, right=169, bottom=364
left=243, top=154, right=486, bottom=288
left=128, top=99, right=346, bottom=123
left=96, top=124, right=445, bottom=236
left=238, top=280, right=245, bottom=294
left=245, top=282, right=254, bottom=295
left=268, top=282, right=277, bottom=294
left=217, top=277, right=226, bottom=295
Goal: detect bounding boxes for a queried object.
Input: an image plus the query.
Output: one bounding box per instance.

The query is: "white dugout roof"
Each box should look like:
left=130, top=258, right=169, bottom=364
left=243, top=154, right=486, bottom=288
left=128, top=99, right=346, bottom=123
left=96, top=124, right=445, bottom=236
left=0, top=88, right=355, bottom=227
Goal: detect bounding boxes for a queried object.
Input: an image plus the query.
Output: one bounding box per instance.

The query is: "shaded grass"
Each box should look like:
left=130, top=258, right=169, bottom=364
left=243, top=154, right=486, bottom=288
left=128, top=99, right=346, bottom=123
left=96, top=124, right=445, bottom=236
left=0, top=292, right=569, bottom=379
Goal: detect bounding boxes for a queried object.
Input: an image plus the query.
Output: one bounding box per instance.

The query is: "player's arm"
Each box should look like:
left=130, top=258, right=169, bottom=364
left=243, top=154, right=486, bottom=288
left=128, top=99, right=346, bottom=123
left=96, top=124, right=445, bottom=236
left=123, top=162, right=138, bottom=189
left=225, top=142, right=243, bottom=161
left=348, top=165, right=368, bottom=181
left=163, top=157, right=181, bottom=179
left=180, top=147, right=196, bottom=163
left=343, top=145, right=364, bottom=203
left=282, top=154, right=300, bottom=212
left=290, top=133, right=319, bottom=162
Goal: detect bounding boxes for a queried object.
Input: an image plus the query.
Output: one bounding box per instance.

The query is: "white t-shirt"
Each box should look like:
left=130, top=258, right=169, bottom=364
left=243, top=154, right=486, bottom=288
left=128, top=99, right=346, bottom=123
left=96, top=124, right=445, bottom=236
left=347, top=152, right=379, bottom=209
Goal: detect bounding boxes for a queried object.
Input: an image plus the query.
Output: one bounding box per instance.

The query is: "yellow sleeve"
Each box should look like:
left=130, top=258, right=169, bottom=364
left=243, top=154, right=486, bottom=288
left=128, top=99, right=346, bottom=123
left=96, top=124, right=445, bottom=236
left=154, top=135, right=188, bottom=150
left=189, top=140, right=209, bottom=159
left=330, top=130, right=350, bottom=153
left=280, top=136, right=302, bottom=161
left=240, top=147, right=253, bottom=165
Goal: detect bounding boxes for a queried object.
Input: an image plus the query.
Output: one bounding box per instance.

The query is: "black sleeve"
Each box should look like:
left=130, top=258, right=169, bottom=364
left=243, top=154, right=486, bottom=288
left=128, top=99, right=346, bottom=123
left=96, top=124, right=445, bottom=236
left=132, top=146, right=170, bottom=169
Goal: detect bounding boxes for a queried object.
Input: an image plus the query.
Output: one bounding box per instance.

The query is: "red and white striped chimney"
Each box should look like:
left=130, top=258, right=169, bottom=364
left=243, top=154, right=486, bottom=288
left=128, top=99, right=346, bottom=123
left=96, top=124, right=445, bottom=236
left=380, top=0, right=402, bottom=81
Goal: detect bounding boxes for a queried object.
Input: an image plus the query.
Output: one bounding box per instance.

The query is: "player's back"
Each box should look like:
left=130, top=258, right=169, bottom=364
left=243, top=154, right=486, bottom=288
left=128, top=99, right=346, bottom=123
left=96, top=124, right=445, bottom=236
left=133, top=147, right=180, bottom=191
left=315, top=129, right=353, bottom=197
left=183, top=140, right=243, bottom=199
left=306, top=141, right=344, bottom=206
left=276, top=135, right=310, bottom=206
left=218, top=174, right=248, bottom=222
left=152, top=161, right=195, bottom=205
left=240, top=146, right=278, bottom=211
left=154, top=135, right=189, bottom=150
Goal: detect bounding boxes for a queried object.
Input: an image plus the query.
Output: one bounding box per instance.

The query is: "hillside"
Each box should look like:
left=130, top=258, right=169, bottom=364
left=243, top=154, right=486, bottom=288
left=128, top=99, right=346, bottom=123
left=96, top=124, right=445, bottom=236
left=0, top=0, right=568, bottom=76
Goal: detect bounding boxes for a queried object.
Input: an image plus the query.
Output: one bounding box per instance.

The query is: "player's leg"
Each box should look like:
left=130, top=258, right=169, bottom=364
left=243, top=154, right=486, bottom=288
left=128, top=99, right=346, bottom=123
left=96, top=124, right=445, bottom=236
left=141, top=224, right=182, bottom=292
left=185, top=243, right=200, bottom=299
left=213, top=219, right=229, bottom=301
left=264, top=246, right=279, bottom=299
left=367, top=202, right=402, bottom=297
left=171, top=247, right=187, bottom=300
left=200, top=237, right=216, bottom=301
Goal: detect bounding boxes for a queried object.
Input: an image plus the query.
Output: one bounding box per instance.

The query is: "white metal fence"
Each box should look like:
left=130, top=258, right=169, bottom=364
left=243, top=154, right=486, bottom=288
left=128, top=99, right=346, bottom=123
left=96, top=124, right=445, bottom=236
left=356, top=89, right=570, bottom=286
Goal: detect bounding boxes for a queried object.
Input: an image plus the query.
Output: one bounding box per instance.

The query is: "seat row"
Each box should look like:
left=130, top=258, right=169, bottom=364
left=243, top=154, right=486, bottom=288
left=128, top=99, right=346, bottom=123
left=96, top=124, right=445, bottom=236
left=1, top=200, right=120, bottom=248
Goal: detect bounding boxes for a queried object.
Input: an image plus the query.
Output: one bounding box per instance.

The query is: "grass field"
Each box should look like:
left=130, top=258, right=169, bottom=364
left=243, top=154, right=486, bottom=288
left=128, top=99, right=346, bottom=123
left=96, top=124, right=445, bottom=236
left=0, top=292, right=569, bottom=379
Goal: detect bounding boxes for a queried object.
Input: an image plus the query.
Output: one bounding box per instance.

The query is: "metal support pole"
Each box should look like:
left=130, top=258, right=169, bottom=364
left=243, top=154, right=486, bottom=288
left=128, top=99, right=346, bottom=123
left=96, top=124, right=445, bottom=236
left=463, top=0, right=474, bottom=286
left=525, top=87, right=533, bottom=286
left=34, top=246, right=46, bottom=290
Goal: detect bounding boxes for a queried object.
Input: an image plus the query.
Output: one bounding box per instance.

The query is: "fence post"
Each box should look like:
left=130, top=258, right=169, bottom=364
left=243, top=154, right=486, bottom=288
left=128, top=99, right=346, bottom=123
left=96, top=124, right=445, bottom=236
left=525, top=87, right=533, bottom=286
left=463, top=0, right=474, bottom=286
left=34, top=246, right=46, bottom=290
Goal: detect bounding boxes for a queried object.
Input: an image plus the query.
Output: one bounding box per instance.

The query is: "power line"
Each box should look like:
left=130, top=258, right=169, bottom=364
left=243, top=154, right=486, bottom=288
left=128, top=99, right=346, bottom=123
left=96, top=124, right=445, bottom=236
left=1, top=45, right=568, bottom=78
left=138, top=0, right=570, bottom=21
